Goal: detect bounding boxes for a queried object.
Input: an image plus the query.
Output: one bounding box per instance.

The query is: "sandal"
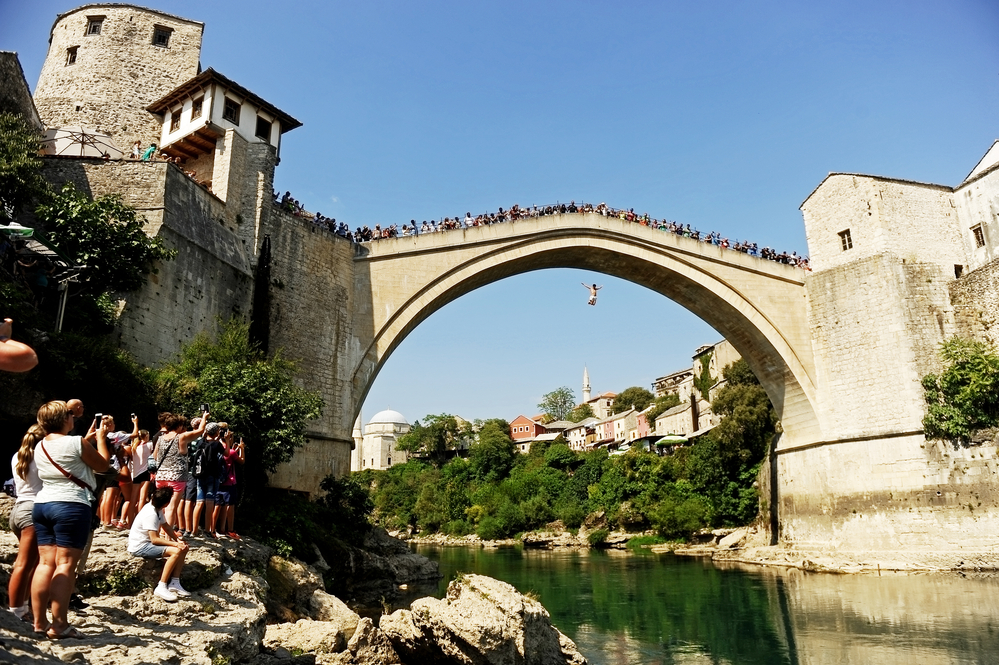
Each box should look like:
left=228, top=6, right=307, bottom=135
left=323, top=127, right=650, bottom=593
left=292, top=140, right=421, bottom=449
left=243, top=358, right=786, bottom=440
left=47, top=624, right=84, bottom=639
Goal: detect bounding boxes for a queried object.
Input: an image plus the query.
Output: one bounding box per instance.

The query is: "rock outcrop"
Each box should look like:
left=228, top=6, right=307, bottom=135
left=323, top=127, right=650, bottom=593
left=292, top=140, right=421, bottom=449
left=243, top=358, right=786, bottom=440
left=328, top=527, right=442, bottom=605
left=381, top=573, right=586, bottom=665
left=0, top=526, right=583, bottom=665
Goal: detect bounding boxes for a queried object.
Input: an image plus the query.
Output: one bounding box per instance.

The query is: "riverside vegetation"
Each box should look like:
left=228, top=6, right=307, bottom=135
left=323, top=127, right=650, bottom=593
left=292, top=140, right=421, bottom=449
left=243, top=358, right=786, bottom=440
left=357, top=358, right=778, bottom=543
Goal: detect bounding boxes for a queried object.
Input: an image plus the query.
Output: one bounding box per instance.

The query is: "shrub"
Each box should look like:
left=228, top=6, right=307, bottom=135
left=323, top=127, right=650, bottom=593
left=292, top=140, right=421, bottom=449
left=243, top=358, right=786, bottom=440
left=587, top=528, right=610, bottom=546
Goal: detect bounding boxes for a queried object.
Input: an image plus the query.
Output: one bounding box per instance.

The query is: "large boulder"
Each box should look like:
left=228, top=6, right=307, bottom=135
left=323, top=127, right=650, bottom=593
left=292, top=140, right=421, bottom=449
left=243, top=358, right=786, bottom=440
left=263, top=618, right=349, bottom=658
left=381, top=573, right=586, bottom=665
left=267, top=554, right=325, bottom=620
left=310, top=589, right=361, bottom=637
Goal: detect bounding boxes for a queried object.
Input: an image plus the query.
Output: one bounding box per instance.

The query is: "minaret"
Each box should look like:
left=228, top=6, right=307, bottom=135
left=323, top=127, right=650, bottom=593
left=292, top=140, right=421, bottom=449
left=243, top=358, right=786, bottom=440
left=350, top=411, right=363, bottom=472
left=582, top=366, right=591, bottom=404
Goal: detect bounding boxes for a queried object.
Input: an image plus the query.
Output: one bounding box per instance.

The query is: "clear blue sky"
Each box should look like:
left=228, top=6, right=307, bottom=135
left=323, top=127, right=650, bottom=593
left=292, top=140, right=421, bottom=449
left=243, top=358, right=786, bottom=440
left=3, top=1, right=998, bottom=425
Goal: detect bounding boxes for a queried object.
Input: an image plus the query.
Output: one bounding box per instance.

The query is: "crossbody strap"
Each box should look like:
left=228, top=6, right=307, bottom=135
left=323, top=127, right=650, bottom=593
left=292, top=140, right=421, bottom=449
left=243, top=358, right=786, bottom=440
left=156, top=434, right=176, bottom=465
left=39, top=440, right=93, bottom=492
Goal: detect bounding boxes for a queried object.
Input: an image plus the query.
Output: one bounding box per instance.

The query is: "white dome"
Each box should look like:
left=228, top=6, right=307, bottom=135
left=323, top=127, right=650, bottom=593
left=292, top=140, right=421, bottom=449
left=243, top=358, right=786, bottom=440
left=368, top=409, right=409, bottom=426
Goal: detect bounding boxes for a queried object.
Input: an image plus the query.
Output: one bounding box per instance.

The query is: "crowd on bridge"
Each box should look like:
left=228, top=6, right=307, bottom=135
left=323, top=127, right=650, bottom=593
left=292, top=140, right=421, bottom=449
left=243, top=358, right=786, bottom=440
left=274, top=192, right=811, bottom=270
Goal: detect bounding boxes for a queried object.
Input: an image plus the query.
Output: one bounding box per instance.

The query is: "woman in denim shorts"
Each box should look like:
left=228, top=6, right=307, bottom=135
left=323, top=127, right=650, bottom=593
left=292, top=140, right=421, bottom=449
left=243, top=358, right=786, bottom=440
left=30, top=401, right=111, bottom=639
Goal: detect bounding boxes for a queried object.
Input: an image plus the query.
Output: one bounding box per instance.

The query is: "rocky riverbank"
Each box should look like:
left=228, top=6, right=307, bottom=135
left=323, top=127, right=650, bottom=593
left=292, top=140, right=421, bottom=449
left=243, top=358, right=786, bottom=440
left=0, top=522, right=586, bottom=664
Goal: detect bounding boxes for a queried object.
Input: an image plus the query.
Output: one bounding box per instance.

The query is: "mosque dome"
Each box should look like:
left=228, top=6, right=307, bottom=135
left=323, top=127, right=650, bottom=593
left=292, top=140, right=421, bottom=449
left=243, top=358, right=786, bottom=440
left=368, top=409, right=409, bottom=426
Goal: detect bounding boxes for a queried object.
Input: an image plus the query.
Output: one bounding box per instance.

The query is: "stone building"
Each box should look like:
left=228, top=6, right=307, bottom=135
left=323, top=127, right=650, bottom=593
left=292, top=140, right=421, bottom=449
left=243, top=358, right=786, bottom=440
left=34, top=5, right=204, bottom=152
left=350, top=409, right=411, bottom=472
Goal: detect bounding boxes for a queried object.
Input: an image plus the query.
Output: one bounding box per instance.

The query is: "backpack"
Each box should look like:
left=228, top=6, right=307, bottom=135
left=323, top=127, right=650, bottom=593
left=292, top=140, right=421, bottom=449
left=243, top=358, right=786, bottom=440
left=193, top=439, right=224, bottom=479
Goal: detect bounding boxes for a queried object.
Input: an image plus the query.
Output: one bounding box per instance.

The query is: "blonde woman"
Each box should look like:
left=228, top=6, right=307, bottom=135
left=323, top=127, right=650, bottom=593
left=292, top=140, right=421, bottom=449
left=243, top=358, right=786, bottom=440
left=8, top=419, right=44, bottom=620
left=30, top=401, right=110, bottom=639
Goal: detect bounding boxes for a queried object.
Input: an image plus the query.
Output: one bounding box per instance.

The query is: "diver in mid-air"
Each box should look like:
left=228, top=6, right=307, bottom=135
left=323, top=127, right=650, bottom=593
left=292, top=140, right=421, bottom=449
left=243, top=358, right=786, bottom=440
left=582, top=283, right=603, bottom=306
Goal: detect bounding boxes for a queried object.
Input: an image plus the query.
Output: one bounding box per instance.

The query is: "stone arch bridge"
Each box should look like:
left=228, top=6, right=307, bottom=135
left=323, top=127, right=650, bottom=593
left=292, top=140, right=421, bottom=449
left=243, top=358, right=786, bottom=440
left=348, top=212, right=821, bottom=448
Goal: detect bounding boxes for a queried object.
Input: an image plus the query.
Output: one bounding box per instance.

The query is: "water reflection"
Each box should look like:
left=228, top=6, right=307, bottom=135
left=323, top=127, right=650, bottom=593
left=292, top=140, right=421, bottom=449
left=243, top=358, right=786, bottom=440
left=412, top=545, right=999, bottom=665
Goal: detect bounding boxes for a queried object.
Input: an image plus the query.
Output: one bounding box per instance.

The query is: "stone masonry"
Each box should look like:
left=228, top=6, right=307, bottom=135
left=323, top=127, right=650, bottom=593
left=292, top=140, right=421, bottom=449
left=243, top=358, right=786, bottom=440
left=34, top=5, right=203, bottom=152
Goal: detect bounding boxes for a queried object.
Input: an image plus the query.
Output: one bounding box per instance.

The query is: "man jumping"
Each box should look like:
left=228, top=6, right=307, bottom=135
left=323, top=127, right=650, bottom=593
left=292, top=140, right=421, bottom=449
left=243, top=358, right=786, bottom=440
left=582, top=283, right=603, bottom=306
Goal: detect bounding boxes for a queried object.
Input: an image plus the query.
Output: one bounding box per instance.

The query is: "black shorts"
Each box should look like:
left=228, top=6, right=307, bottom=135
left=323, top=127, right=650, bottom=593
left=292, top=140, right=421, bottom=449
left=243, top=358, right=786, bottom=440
left=183, top=477, right=198, bottom=501
left=132, top=470, right=151, bottom=484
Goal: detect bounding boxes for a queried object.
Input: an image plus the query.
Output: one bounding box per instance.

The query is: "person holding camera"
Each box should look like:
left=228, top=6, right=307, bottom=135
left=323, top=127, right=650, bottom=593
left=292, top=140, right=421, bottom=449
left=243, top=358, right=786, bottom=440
left=214, top=431, right=246, bottom=539
left=191, top=422, right=225, bottom=538
left=30, top=402, right=111, bottom=639
left=154, top=411, right=207, bottom=530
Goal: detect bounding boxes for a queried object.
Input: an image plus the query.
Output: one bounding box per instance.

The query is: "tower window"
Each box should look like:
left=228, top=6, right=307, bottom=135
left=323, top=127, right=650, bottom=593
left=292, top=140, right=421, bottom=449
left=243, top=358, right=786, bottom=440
left=255, top=116, right=272, bottom=140
left=838, top=229, right=853, bottom=251
left=87, top=17, right=103, bottom=35
left=222, top=98, right=241, bottom=124
left=972, top=225, right=985, bottom=248
left=192, top=97, right=204, bottom=119
left=153, top=26, right=172, bottom=48
left=65, top=47, right=78, bottom=66
left=170, top=109, right=181, bottom=132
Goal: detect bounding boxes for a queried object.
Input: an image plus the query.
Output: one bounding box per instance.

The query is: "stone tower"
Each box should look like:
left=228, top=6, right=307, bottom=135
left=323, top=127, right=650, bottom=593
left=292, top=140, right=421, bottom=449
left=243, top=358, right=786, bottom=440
left=582, top=366, right=591, bottom=404
left=33, top=4, right=204, bottom=151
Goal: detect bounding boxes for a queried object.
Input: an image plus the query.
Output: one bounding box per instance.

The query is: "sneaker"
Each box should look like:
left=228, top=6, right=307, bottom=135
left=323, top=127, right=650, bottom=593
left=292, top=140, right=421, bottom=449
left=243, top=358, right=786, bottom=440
left=154, top=585, right=178, bottom=603
left=68, top=594, right=89, bottom=611
left=227, top=532, right=241, bottom=540
left=214, top=532, right=225, bottom=539
left=202, top=530, right=215, bottom=539
left=168, top=580, right=191, bottom=597
left=180, top=530, right=192, bottom=538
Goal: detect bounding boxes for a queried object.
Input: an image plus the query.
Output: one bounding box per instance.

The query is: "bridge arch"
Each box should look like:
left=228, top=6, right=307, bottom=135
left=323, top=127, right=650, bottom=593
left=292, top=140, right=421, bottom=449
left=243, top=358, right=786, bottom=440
left=351, top=213, right=821, bottom=447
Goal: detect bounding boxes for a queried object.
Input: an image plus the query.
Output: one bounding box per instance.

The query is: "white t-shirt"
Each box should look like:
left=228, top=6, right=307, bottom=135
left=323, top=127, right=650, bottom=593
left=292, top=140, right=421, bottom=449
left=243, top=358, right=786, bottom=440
left=128, top=502, right=165, bottom=553
left=131, top=440, right=153, bottom=477
left=9, top=452, right=42, bottom=504
left=34, top=435, right=96, bottom=506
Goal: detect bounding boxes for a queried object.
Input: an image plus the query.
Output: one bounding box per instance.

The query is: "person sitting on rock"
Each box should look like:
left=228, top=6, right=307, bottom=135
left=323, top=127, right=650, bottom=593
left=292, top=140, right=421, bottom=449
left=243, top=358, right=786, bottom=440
left=128, top=487, right=190, bottom=602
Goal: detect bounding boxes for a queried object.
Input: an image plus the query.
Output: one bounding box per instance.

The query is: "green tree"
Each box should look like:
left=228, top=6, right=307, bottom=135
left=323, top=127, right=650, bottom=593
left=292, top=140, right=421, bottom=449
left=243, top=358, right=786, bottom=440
left=0, top=111, right=48, bottom=222
left=35, top=183, right=175, bottom=295
left=568, top=402, right=595, bottom=422
left=396, top=413, right=467, bottom=466
left=922, top=337, right=999, bottom=443
left=469, top=419, right=516, bottom=482
left=644, top=393, right=682, bottom=425
left=538, top=386, right=576, bottom=422
left=153, top=318, right=324, bottom=501
left=612, top=386, right=655, bottom=414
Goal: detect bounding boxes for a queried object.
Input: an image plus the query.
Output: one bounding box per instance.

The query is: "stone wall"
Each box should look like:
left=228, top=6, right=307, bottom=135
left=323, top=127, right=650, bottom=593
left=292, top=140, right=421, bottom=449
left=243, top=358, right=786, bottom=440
left=802, top=175, right=963, bottom=274
left=0, top=52, right=42, bottom=128
left=777, top=433, right=999, bottom=554
left=40, top=156, right=254, bottom=369
left=803, top=254, right=956, bottom=439
left=34, top=5, right=203, bottom=152
left=263, top=207, right=356, bottom=492
left=950, top=256, right=999, bottom=348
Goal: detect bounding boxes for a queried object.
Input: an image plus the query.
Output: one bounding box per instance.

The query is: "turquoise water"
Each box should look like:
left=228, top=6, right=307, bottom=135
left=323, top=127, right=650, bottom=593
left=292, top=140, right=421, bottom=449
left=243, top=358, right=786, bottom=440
left=412, top=545, right=999, bottom=665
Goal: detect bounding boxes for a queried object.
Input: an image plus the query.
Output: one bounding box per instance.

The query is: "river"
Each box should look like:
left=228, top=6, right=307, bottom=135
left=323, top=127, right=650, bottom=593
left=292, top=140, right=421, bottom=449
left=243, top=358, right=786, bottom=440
left=408, top=544, right=999, bottom=665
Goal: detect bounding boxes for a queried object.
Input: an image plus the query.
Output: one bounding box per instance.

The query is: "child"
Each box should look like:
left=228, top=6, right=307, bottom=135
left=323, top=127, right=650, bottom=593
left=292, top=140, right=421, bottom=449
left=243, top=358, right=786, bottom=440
left=128, top=487, right=190, bottom=602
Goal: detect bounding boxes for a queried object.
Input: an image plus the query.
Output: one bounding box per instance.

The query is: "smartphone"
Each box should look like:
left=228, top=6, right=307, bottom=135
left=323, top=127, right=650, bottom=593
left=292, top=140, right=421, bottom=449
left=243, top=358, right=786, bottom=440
left=93, top=413, right=103, bottom=428
left=201, top=403, right=209, bottom=413
left=131, top=413, right=137, bottom=419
